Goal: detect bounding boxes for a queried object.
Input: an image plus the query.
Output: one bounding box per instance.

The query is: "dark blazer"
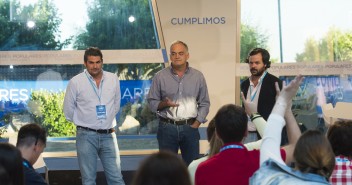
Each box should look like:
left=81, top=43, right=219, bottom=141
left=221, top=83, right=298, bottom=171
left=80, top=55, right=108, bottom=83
left=240, top=72, right=282, bottom=121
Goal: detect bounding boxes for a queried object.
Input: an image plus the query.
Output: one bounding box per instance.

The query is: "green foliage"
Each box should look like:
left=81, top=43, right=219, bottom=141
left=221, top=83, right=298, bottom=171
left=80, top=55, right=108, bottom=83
left=0, top=0, right=71, bottom=50
left=296, top=28, right=352, bottom=62
left=74, top=0, right=157, bottom=50
left=240, top=24, right=269, bottom=63
left=0, top=123, right=8, bottom=138
left=28, top=91, right=75, bottom=137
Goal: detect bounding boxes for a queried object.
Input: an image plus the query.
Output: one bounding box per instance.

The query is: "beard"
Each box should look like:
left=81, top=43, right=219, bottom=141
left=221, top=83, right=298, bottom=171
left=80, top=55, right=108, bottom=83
left=250, top=68, right=265, bottom=77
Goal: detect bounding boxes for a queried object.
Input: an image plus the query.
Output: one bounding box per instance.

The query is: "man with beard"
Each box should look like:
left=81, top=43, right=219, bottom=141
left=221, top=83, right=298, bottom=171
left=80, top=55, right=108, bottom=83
left=241, top=48, right=283, bottom=144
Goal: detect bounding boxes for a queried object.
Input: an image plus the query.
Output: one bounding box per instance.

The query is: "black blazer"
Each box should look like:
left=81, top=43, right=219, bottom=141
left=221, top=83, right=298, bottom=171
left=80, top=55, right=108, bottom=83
left=240, top=72, right=282, bottom=121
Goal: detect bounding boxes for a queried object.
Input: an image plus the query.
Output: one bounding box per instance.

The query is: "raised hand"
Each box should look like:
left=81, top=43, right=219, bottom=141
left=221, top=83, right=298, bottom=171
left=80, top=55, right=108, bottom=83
left=241, top=91, right=257, bottom=116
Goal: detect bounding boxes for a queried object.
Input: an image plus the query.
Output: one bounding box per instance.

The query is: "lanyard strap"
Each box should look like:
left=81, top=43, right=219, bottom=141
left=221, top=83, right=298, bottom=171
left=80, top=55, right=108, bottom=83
left=250, top=71, right=267, bottom=101
left=23, top=160, right=30, bottom=168
left=220, top=144, right=244, bottom=152
left=85, top=71, right=103, bottom=103
left=336, top=157, right=350, bottom=163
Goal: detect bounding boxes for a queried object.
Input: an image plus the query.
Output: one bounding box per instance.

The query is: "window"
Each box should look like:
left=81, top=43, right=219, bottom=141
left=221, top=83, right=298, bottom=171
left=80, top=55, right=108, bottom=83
left=0, top=0, right=165, bottom=152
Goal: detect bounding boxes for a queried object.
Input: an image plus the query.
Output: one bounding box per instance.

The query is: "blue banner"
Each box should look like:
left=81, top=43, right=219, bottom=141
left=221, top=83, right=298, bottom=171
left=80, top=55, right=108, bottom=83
left=0, top=80, right=152, bottom=125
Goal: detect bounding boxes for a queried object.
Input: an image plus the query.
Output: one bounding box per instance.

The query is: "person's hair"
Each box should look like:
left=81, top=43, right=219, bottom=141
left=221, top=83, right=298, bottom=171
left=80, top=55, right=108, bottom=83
left=16, top=123, right=47, bottom=148
left=293, top=130, right=335, bottom=179
left=0, top=143, right=24, bottom=185
left=131, top=151, right=191, bottom=185
left=214, top=104, right=248, bottom=143
left=170, top=40, right=189, bottom=52
left=84, top=47, right=103, bottom=62
left=327, top=120, right=352, bottom=157
left=245, top=48, right=271, bottom=68
left=206, top=118, right=224, bottom=157
left=0, top=165, right=12, bottom=185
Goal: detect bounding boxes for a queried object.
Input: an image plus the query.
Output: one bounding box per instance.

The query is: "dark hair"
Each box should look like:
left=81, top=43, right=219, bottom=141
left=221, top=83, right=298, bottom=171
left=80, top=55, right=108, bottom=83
left=214, top=104, right=248, bottom=143
left=131, top=151, right=191, bottom=185
left=16, top=123, right=47, bottom=148
left=245, top=48, right=271, bottom=68
left=294, top=130, right=335, bottom=179
left=170, top=40, right=189, bottom=52
left=327, top=120, right=352, bottom=157
left=0, top=143, right=24, bottom=185
left=0, top=165, right=12, bottom=185
left=84, top=47, right=103, bottom=62
left=206, top=118, right=216, bottom=142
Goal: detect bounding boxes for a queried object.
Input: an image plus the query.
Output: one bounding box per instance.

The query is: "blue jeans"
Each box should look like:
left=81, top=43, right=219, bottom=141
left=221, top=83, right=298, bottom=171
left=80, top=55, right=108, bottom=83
left=157, top=121, right=200, bottom=165
left=76, top=128, right=125, bottom=185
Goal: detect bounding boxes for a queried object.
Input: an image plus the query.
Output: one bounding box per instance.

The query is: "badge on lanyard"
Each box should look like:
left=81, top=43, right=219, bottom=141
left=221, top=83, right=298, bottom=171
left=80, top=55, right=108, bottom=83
left=96, top=105, right=107, bottom=120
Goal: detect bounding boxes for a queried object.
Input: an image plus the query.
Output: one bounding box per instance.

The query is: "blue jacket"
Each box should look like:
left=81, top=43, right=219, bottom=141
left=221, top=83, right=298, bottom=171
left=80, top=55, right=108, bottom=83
left=250, top=159, right=330, bottom=185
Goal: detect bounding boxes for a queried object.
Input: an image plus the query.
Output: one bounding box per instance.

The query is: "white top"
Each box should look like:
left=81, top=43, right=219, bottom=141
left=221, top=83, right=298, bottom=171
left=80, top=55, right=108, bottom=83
left=63, top=70, right=121, bottom=129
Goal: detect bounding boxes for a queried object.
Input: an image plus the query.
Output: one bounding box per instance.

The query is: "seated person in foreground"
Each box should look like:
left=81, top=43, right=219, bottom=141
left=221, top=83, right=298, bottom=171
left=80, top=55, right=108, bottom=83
left=131, top=150, right=191, bottom=185
left=327, top=120, right=352, bottom=185
left=250, top=75, right=335, bottom=185
left=16, top=123, right=48, bottom=185
left=195, top=78, right=301, bottom=185
left=188, top=91, right=267, bottom=184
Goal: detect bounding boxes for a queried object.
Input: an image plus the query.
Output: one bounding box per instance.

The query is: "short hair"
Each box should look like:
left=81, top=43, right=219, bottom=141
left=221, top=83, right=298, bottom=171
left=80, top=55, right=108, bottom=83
left=214, top=104, right=248, bottom=143
left=16, top=123, right=47, bottom=148
left=294, top=130, right=335, bottom=179
left=170, top=40, right=189, bottom=52
left=84, top=47, right=103, bottom=62
left=245, top=48, right=271, bottom=68
left=131, top=151, right=191, bottom=185
left=0, top=143, right=24, bottom=185
left=327, top=120, right=352, bottom=157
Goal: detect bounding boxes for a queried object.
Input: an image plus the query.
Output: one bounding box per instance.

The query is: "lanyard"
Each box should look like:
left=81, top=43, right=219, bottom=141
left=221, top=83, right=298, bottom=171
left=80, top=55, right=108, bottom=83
left=220, top=144, right=244, bottom=152
left=336, top=157, right=350, bottom=163
left=23, top=160, right=31, bottom=168
left=85, top=71, right=103, bottom=104
left=249, top=71, right=267, bottom=101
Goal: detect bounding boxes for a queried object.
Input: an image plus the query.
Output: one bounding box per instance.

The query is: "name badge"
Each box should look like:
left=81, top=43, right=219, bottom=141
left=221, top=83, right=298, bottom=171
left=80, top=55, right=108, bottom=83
left=96, top=105, right=107, bottom=120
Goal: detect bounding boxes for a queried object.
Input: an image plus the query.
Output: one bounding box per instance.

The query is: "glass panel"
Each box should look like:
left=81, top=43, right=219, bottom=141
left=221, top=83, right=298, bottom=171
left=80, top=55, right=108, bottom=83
left=1, top=0, right=159, bottom=50
left=0, top=63, right=163, bottom=151
left=241, top=0, right=352, bottom=63
left=0, top=0, right=163, bottom=152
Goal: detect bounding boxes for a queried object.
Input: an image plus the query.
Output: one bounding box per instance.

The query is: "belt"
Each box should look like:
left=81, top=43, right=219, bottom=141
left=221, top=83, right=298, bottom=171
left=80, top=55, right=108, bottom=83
left=77, top=126, right=115, bottom=134
left=158, top=117, right=196, bottom=125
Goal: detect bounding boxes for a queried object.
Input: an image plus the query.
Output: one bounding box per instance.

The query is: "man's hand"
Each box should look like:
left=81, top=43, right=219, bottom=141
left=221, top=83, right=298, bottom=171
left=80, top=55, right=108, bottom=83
left=157, top=97, right=179, bottom=110
left=190, top=120, right=201, bottom=128
left=164, top=97, right=179, bottom=107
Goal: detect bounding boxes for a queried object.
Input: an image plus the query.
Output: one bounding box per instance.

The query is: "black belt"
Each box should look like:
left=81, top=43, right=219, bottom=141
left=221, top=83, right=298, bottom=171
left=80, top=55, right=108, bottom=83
left=77, top=126, right=115, bottom=134
left=158, top=117, right=196, bottom=125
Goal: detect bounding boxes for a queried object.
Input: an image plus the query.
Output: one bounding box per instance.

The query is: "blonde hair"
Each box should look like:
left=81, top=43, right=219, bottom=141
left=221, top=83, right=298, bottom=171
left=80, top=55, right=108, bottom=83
left=208, top=133, right=224, bottom=158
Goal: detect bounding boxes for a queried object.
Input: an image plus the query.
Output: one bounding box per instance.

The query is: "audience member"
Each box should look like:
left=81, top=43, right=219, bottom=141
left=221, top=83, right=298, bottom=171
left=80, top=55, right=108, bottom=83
left=327, top=120, right=352, bottom=184
left=0, top=165, right=12, bottom=185
left=16, top=123, right=48, bottom=185
left=188, top=92, right=267, bottom=185
left=131, top=151, right=191, bottom=185
left=0, top=143, right=24, bottom=185
left=250, top=75, right=335, bottom=184
left=195, top=81, right=302, bottom=185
